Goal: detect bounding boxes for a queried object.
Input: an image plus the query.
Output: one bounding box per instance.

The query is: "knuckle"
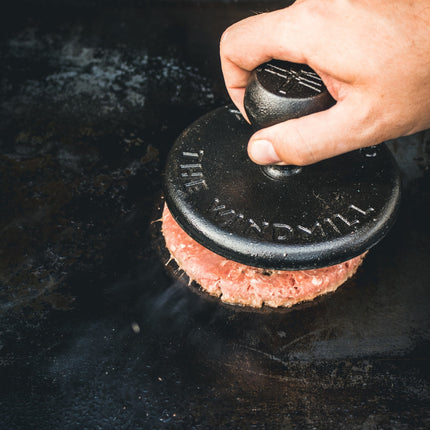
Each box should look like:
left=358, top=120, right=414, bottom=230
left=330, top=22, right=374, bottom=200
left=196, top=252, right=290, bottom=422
left=219, top=25, right=237, bottom=58
left=219, top=28, right=230, bottom=53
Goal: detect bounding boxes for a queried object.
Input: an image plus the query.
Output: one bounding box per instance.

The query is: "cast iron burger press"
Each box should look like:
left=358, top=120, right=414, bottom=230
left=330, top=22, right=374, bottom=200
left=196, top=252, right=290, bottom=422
left=163, top=60, right=401, bottom=270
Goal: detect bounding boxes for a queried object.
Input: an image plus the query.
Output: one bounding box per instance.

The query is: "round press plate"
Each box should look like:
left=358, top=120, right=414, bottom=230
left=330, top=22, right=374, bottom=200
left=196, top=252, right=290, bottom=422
left=163, top=106, right=401, bottom=270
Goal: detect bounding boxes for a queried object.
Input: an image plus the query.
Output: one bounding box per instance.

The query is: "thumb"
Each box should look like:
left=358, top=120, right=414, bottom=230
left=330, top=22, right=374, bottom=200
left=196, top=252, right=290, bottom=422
left=247, top=99, right=373, bottom=166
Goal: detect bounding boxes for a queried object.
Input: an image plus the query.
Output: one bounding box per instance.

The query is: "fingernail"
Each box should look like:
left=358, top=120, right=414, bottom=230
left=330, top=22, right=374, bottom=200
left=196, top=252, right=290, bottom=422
left=249, top=139, right=281, bottom=164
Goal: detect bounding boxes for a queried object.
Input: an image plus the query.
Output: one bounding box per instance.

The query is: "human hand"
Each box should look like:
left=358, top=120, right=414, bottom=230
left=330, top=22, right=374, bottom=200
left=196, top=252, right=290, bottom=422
left=220, top=0, right=430, bottom=165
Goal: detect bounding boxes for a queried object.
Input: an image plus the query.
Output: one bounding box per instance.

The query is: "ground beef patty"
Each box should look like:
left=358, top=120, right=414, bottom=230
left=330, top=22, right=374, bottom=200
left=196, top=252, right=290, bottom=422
left=162, top=205, right=365, bottom=308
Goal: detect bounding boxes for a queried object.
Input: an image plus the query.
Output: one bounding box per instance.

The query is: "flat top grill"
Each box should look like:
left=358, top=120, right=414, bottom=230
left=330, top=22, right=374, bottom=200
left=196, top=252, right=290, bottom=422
left=0, top=2, right=429, bottom=428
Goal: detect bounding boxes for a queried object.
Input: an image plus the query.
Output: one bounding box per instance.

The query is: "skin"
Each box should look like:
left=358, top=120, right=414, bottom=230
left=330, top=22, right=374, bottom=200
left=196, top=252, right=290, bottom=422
left=220, top=0, right=430, bottom=166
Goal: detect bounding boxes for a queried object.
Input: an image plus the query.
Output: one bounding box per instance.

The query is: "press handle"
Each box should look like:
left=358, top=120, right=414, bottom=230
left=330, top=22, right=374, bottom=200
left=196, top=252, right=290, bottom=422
left=244, top=60, right=335, bottom=129
left=242, top=60, right=335, bottom=179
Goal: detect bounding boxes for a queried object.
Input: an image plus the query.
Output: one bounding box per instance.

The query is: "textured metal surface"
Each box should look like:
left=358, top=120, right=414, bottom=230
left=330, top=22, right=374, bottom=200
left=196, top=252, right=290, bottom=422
left=244, top=60, right=335, bottom=128
left=0, top=1, right=429, bottom=429
left=164, top=105, right=401, bottom=269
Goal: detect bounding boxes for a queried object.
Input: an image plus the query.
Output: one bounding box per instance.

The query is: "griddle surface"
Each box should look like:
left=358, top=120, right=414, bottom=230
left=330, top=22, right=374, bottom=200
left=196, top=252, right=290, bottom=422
left=1, top=2, right=429, bottom=428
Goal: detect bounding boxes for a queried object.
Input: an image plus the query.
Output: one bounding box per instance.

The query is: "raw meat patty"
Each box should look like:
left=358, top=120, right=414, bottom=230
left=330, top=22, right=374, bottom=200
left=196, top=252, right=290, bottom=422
left=162, top=205, right=365, bottom=308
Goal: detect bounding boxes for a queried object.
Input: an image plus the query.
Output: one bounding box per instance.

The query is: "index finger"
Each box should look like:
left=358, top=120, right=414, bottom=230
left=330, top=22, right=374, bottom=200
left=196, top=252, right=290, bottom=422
left=219, top=8, right=308, bottom=115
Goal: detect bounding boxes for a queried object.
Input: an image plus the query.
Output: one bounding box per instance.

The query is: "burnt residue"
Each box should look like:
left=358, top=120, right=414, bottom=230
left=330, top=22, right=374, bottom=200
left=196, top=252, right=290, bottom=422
left=0, top=118, right=166, bottom=315
left=0, top=8, right=223, bottom=318
left=0, top=2, right=429, bottom=429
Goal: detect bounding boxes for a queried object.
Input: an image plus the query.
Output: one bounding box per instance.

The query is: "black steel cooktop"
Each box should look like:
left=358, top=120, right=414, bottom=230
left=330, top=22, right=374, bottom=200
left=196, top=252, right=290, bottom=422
left=1, top=1, right=429, bottom=428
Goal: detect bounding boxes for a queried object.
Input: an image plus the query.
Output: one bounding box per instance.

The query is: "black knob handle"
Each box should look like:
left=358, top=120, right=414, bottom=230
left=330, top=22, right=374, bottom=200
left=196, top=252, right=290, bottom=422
left=244, top=60, right=335, bottom=129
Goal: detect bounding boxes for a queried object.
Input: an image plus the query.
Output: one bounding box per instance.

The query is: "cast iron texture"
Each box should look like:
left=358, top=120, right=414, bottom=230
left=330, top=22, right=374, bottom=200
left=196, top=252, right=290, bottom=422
left=164, top=61, right=401, bottom=269
left=244, top=60, right=335, bottom=128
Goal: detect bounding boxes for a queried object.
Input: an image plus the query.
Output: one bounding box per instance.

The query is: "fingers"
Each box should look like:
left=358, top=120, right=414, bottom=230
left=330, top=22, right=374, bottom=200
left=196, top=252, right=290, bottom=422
left=220, top=2, right=386, bottom=165
left=248, top=98, right=376, bottom=165
left=220, top=0, right=430, bottom=166
left=220, top=7, right=309, bottom=117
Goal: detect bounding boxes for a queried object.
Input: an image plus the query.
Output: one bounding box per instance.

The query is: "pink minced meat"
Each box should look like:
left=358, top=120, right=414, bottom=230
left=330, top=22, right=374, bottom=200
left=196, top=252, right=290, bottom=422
left=162, top=205, right=365, bottom=308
